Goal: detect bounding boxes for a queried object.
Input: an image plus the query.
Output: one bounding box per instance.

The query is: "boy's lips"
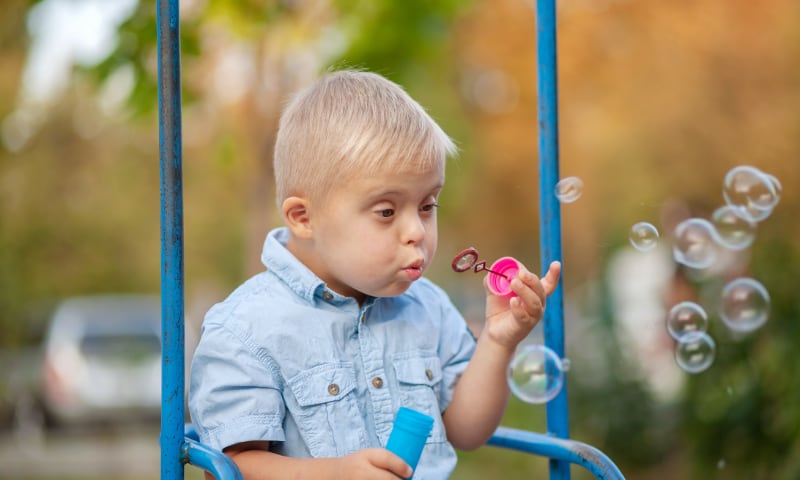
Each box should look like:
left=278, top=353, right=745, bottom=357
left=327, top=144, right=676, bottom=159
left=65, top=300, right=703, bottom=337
left=403, top=260, right=425, bottom=280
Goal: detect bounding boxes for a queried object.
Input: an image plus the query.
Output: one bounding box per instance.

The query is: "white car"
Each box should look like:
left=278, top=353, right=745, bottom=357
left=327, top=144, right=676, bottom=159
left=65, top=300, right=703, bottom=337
left=41, top=295, right=162, bottom=427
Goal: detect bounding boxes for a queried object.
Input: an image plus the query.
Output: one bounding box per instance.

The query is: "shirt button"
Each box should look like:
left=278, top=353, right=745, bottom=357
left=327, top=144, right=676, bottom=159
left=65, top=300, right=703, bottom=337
left=425, top=369, right=434, bottom=381
left=327, top=383, right=340, bottom=396
left=322, top=291, right=333, bottom=301
left=371, top=377, right=384, bottom=389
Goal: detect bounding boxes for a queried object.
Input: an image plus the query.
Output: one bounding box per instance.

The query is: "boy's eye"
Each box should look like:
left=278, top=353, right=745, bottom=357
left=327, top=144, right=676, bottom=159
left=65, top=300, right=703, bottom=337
left=377, top=208, right=394, bottom=218
left=421, top=203, right=440, bottom=213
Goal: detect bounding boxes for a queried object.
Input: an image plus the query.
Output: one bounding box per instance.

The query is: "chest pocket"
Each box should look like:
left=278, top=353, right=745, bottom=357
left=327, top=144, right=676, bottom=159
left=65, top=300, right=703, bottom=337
left=393, top=354, right=447, bottom=444
left=287, top=363, right=366, bottom=457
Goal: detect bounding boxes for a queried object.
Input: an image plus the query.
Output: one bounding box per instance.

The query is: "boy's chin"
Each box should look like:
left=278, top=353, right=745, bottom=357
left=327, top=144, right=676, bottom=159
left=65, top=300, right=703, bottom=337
left=367, top=282, right=414, bottom=299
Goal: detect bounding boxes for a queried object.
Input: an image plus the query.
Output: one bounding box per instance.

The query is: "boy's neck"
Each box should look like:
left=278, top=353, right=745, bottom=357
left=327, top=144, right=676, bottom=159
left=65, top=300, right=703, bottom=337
left=284, top=232, right=367, bottom=305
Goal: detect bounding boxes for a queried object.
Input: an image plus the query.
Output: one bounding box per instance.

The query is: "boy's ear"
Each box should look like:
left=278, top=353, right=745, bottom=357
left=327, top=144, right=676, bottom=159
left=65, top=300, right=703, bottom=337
left=282, top=196, right=313, bottom=239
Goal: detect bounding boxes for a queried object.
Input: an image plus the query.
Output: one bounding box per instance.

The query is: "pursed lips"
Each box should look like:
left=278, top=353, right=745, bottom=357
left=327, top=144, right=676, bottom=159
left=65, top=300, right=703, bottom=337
left=403, top=259, right=425, bottom=279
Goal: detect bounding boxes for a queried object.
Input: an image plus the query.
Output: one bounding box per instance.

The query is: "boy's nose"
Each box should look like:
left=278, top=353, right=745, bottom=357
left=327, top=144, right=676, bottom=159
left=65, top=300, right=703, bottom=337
left=403, top=215, right=426, bottom=244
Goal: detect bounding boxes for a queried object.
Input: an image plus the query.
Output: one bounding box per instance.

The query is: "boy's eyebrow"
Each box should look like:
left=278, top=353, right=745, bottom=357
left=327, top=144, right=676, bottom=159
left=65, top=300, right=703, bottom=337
left=364, top=180, right=444, bottom=197
left=367, top=185, right=444, bottom=201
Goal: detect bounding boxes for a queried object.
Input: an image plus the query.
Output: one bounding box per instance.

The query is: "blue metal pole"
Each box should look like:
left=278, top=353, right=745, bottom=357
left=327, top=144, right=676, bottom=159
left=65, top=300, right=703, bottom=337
left=157, top=0, right=185, bottom=480
left=535, top=1, right=570, bottom=479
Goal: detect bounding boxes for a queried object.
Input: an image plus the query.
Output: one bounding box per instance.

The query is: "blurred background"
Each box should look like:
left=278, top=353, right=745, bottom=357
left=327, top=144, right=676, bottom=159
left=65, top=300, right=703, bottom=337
left=1, top=0, right=799, bottom=479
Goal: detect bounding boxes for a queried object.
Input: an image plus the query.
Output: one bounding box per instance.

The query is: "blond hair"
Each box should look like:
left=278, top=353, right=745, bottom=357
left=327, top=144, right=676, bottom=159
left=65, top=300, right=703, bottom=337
left=274, top=70, right=457, bottom=205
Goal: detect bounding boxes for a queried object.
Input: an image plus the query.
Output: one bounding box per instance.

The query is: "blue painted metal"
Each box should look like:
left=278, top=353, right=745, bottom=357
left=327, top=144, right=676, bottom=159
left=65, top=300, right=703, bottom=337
left=184, top=423, right=199, bottom=441
left=157, top=0, right=623, bottom=477
left=185, top=425, right=244, bottom=479
left=183, top=439, right=245, bottom=480
left=489, top=428, right=625, bottom=480
left=157, top=0, right=185, bottom=479
left=534, top=0, right=570, bottom=479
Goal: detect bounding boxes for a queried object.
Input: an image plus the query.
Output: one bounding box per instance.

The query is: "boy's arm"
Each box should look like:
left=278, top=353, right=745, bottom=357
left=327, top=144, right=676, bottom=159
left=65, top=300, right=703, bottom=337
left=223, top=442, right=412, bottom=480
left=442, top=261, right=561, bottom=450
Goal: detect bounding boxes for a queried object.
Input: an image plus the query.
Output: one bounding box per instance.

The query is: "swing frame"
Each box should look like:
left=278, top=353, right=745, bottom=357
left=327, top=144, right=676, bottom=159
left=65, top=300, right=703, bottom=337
left=157, top=0, right=625, bottom=478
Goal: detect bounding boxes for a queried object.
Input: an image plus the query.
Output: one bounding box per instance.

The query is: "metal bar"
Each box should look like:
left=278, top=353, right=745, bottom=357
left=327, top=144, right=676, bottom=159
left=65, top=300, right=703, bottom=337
left=534, top=0, right=570, bottom=479
left=157, top=0, right=185, bottom=479
left=488, top=428, right=626, bottom=480
left=183, top=439, right=245, bottom=480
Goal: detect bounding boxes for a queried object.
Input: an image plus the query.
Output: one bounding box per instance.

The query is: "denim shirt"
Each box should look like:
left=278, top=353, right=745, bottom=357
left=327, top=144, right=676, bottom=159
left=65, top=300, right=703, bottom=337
left=189, top=227, right=477, bottom=479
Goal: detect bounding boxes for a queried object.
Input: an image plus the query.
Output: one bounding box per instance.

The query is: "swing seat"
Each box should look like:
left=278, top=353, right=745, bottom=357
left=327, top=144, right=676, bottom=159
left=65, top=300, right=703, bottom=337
left=182, top=424, right=625, bottom=480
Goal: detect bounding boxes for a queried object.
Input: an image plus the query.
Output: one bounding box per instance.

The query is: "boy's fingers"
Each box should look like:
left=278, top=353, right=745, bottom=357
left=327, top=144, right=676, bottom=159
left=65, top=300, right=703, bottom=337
left=541, top=261, right=562, bottom=296
left=374, top=450, right=412, bottom=478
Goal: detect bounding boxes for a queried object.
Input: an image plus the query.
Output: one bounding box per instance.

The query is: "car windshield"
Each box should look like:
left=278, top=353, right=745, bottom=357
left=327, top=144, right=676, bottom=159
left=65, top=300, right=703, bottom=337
left=80, top=332, right=161, bottom=357
left=69, top=298, right=161, bottom=359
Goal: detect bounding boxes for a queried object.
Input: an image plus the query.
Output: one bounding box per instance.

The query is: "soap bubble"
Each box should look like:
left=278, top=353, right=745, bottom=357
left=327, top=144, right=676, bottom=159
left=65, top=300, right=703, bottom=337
left=719, top=277, right=770, bottom=333
left=672, top=218, right=718, bottom=269
left=722, top=166, right=779, bottom=222
left=764, top=173, right=782, bottom=202
left=675, top=331, right=716, bottom=374
left=711, top=205, right=757, bottom=251
left=560, top=358, right=572, bottom=372
left=507, top=345, right=565, bottom=404
left=630, top=222, right=659, bottom=252
left=554, top=177, right=584, bottom=203
left=666, top=301, right=708, bottom=340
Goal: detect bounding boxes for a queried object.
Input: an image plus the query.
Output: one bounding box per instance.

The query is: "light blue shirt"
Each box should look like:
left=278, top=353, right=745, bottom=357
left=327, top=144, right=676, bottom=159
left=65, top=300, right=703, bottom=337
left=189, top=227, right=477, bottom=479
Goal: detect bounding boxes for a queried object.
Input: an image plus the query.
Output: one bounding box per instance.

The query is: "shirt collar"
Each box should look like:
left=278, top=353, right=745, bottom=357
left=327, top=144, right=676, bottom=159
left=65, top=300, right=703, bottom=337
left=261, top=227, right=367, bottom=307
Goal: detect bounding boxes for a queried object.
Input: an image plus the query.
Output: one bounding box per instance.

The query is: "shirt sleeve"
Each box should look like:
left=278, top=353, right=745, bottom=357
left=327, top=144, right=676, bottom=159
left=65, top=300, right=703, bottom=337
left=433, top=286, right=477, bottom=412
left=188, top=320, right=286, bottom=451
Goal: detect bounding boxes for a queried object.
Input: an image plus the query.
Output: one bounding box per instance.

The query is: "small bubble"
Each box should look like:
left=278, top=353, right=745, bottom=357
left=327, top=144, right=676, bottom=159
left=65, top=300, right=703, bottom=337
left=666, top=301, right=708, bottom=340
left=717, top=459, right=726, bottom=470
left=675, top=331, right=716, bottom=374
left=507, top=345, right=565, bottom=404
left=629, top=222, right=659, bottom=252
left=672, top=218, right=718, bottom=269
left=554, top=177, right=584, bottom=203
left=722, top=165, right=778, bottom=223
left=720, top=277, right=770, bottom=333
left=711, top=205, right=757, bottom=251
left=561, top=358, right=572, bottom=372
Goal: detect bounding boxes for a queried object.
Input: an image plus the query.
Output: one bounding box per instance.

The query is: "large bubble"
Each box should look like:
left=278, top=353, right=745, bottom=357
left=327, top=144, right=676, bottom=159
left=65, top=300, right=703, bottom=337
left=711, top=205, right=757, bottom=251
left=719, top=277, right=770, bottom=333
left=554, top=177, right=584, bottom=203
left=722, top=166, right=779, bottom=223
left=667, top=301, right=708, bottom=340
left=507, top=345, right=566, bottom=404
left=672, top=218, right=718, bottom=269
left=675, top=331, right=716, bottom=374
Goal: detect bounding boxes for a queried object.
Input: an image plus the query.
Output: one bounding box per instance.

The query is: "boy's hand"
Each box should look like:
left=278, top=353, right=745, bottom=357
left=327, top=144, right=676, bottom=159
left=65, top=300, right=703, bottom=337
left=335, top=448, right=412, bottom=479
left=483, top=261, right=561, bottom=349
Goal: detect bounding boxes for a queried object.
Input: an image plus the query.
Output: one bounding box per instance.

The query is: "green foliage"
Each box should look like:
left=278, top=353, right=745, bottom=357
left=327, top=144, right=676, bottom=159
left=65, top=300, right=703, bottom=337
left=79, top=0, right=202, bottom=117
left=568, top=275, right=677, bottom=470
left=75, top=0, right=473, bottom=117
left=332, top=0, right=471, bottom=78
left=677, top=237, right=800, bottom=479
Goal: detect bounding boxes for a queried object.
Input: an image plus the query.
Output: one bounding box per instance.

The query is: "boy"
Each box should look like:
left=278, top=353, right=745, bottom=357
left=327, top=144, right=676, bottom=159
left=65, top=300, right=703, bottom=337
left=189, top=70, right=561, bottom=479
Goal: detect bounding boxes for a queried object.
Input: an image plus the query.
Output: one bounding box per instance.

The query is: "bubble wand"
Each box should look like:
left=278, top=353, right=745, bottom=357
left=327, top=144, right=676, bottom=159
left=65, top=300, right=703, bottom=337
left=451, top=247, right=523, bottom=298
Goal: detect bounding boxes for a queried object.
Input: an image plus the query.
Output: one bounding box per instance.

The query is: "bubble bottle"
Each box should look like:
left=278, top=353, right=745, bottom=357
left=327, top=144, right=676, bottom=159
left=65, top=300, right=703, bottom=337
left=386, top=407, right=434, bottom=478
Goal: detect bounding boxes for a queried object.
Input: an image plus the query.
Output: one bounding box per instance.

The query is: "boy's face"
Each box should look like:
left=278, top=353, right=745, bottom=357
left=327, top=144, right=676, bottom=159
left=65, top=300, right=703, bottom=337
left=307, top=162, right=444, bottom=302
